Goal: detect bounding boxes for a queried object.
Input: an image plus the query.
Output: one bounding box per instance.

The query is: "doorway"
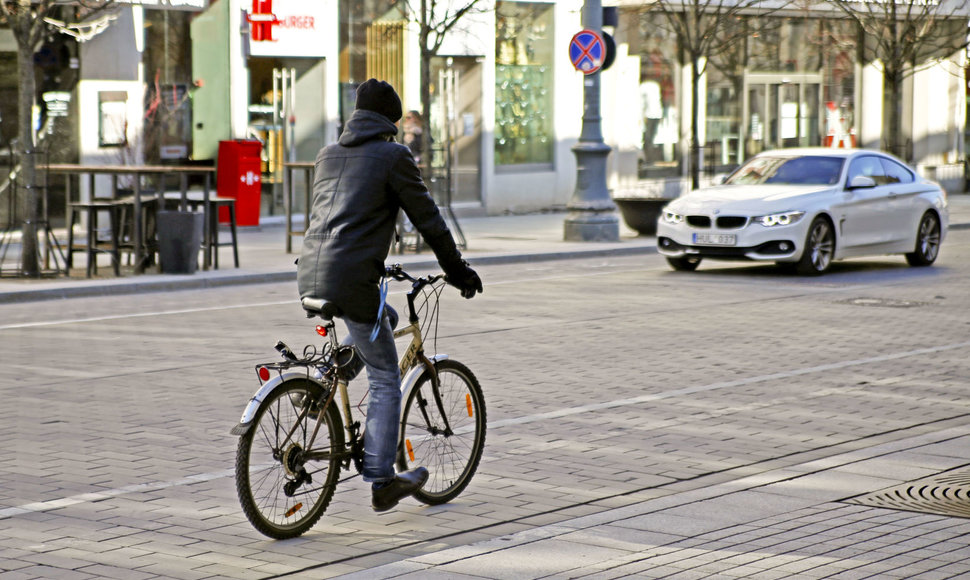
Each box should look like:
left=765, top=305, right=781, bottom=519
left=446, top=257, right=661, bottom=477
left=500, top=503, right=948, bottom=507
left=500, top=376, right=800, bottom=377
left=247, top=57, right=327, bottom=215
left=743, top=73, right=822, bottom=158
left=430, top=56, right=483, bottom=207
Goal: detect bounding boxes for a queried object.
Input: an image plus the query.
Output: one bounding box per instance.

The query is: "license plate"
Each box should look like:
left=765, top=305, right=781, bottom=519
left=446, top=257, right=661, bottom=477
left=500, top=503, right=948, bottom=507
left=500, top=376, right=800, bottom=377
left=693, top=233, right=737, bottom=246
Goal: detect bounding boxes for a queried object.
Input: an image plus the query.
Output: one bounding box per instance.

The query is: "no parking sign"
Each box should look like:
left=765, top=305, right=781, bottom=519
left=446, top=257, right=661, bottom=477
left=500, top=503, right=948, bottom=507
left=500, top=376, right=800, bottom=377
left=569, top=29, right=605, bottom=74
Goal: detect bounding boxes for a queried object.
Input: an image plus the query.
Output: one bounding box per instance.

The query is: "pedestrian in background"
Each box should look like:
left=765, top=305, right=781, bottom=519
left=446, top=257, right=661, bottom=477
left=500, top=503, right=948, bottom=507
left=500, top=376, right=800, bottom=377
left=402, top=110, right=425, bottom=165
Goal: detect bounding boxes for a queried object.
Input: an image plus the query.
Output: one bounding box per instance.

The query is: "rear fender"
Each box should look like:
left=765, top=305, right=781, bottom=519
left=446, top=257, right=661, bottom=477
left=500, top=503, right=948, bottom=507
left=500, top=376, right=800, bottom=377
left=229, top=371, right=327, bottom=436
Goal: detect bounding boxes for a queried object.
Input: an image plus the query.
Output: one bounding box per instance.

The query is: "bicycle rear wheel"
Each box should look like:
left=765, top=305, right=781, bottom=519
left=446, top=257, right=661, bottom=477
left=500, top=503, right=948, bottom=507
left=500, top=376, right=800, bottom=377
left=235, top=379, right=344, bottom=539
left=398, top=359, right=486, bottom=504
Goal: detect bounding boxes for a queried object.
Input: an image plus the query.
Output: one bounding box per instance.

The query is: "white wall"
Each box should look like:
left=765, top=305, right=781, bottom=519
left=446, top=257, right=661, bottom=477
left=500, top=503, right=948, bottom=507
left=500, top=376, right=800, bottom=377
left=858, top=62, right=883, bottom=150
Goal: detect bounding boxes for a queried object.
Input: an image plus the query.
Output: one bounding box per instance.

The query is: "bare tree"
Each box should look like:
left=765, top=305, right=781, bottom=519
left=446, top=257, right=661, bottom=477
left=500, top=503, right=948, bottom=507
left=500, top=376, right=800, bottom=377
left=0, top=0, right=115, bottom=277
left=647, top=0, right=783, bottom=189
left=403, top=0, right=487, bottom=176
left=825, top=0, right=970, bottom=160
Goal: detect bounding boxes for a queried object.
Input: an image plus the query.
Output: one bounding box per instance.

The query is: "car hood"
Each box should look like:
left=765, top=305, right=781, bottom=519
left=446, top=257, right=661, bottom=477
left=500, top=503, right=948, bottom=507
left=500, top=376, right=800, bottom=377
left=669, top=184, right=837, bottom=214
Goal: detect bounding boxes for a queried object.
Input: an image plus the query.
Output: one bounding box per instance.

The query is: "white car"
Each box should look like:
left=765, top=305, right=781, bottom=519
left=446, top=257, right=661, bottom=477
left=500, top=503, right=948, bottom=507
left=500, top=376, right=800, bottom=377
left=656, top=148, right=948, bottom=275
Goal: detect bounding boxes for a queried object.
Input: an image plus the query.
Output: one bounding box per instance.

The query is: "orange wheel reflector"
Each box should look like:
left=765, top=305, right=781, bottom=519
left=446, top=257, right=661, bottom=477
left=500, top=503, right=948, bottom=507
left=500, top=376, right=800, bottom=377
left=406, top=439, right=415, bottom=463
left=466, top=394, right=474, bottom=417
left=316, top=325, right=328, bottom=337
left=258, top=366, right=271, bottom=382
left=284, top=503, right=303, bottom=518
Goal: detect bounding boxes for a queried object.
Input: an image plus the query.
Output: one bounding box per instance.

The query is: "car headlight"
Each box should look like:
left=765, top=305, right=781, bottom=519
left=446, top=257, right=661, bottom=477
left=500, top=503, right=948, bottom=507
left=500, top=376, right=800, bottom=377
left=752, top=211, right=805, bottom=227
left=661, top=210, right=684, bottom=225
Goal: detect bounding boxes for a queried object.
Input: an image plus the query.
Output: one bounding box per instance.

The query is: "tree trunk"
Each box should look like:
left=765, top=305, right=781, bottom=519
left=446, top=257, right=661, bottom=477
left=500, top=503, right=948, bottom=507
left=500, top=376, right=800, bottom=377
left=419, top=45, right=433, bottom=179
left=16, top=39, right=39, bottom=277
left=689, top=57, right=701, bottom=190
left=886, top=68, right=903, bottom=159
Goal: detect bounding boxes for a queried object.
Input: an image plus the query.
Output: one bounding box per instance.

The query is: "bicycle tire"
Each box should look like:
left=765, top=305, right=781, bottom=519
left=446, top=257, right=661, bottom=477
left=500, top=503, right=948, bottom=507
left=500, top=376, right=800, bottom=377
left=397, top=359, right=486, bottom=504
left=235, top=379, right=344, bottom=539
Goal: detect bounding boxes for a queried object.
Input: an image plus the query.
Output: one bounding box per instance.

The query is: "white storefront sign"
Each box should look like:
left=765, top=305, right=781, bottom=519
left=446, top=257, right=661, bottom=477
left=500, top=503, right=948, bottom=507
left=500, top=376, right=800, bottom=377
left=248, top=0, right=328, bottom=58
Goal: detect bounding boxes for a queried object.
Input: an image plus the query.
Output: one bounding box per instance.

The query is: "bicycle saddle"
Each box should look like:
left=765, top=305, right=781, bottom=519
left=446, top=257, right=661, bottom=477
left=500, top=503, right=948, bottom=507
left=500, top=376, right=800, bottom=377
left=301, top=297, right=343, bottom=320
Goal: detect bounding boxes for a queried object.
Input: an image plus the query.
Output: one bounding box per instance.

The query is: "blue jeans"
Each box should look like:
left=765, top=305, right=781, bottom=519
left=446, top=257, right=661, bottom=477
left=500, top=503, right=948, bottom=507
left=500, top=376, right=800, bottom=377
left=342, top=307, right=401, bottom=484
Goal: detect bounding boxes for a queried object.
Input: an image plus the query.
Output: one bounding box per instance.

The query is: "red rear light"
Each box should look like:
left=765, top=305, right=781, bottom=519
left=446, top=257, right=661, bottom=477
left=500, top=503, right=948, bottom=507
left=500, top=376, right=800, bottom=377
left=258, top=366, right=271, bottom=381
left=316, top=325, right=328, bottom=337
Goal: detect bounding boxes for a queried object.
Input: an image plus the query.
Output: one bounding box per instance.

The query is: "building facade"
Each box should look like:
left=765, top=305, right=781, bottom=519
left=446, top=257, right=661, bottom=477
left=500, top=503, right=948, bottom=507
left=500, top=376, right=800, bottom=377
left=2, top=0, right=967, bottom=222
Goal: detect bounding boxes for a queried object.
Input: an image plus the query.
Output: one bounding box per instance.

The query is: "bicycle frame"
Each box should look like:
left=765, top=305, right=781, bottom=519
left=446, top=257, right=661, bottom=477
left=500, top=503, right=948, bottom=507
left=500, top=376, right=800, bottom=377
left=232, top=269, right=453, bottom=447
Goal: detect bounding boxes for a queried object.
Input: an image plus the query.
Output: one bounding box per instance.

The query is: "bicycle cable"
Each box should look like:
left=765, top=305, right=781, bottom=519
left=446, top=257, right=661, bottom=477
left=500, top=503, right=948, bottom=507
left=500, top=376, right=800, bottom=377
left=368, top=276, right=390, bottom=342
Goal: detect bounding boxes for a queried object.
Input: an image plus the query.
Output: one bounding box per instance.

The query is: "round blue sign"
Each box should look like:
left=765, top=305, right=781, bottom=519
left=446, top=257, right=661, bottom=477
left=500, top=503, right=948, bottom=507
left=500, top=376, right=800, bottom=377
left=569, top=30, right=605, bottom=74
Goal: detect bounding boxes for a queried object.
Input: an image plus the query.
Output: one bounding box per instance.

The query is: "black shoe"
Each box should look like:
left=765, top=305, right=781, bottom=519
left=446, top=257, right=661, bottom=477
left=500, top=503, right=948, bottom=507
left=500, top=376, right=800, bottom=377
left=371, top=467, right=429, bottom=512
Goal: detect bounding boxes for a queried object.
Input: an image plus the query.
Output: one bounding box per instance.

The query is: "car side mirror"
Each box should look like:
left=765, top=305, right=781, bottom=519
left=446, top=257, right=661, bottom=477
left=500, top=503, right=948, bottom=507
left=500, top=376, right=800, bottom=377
left=847, top=175, right=877, bottom=189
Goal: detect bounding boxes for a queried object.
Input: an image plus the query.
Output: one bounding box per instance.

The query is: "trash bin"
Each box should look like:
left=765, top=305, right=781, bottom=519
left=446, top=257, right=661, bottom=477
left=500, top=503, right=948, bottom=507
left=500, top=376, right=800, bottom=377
left=217, top=139, right=262, bottom=226
left=157, top=210, right=204, bottom=274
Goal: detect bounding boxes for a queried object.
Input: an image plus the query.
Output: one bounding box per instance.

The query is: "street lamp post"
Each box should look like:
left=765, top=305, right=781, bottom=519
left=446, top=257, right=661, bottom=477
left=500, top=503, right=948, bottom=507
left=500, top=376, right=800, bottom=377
left=564, top=0, right=619, bottom=242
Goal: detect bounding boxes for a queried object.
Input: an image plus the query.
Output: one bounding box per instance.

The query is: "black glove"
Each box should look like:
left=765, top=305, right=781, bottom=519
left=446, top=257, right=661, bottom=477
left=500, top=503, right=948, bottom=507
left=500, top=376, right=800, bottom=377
left=443, top=260, right=483, bottom=299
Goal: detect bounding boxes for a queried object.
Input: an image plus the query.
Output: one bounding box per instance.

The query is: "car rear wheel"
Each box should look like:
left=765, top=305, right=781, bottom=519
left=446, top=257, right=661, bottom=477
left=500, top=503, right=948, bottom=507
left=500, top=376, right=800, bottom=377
left=667, top=256, right=702, bottom=271
left=905, top=211, right=941, bottom=267
left=795, top=217, right=834, bottom=276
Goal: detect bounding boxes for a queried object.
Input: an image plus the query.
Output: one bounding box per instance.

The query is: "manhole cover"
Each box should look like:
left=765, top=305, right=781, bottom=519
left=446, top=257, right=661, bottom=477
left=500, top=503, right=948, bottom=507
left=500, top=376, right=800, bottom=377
left=839, top=297, right=928, bottom=308
left=846, top=467, right=970, bottom=518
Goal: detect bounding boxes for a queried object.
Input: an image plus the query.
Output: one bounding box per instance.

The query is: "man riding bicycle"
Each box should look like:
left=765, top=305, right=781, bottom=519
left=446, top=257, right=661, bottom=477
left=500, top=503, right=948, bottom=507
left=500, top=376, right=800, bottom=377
left=297, top=79, right=483, bottom=512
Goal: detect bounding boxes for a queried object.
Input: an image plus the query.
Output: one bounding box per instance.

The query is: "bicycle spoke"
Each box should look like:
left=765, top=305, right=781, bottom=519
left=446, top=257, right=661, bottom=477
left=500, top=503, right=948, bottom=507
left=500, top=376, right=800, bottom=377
left=235, top=381, right=343, bottom=539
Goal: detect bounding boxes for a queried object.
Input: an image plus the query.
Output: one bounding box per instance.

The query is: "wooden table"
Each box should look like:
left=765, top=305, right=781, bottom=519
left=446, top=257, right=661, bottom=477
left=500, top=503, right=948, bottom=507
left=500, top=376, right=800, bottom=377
left=46, top=164, right=216, bottom=273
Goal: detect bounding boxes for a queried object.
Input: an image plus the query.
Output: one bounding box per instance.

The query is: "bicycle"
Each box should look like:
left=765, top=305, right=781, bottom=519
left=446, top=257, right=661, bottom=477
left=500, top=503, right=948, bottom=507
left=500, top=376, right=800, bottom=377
left=230, top=264, right=487, bottom=539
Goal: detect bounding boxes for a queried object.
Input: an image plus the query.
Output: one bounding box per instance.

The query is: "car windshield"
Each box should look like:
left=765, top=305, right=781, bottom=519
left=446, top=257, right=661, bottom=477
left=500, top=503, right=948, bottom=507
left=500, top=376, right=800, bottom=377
left=724, top=156, right=844, bottom=186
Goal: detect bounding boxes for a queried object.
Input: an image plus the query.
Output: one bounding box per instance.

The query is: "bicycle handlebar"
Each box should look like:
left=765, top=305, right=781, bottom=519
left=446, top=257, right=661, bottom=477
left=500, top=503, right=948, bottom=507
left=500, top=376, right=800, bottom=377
left=385, top=263, right=444, bottom=286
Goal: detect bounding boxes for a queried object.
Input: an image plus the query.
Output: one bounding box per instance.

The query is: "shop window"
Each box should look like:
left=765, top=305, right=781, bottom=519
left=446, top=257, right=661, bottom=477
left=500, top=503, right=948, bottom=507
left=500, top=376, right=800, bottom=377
left=495, top=1, right=554, bottom=167
left=706, top=68, right=743, bottom=174
left=618, top=10, right=681, bottom=178
left=338, top=0, right=403, bottom=128
left=98, top=91, right=128, bottom=148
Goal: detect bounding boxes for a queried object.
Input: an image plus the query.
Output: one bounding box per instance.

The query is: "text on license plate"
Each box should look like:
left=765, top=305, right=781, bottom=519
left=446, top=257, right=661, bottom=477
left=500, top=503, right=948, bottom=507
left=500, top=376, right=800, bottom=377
left=693, top=233, right=737, bottom=246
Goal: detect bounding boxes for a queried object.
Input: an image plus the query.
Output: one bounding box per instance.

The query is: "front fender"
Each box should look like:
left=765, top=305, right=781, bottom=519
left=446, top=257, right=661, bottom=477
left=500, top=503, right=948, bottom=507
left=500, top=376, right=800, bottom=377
left=229, top=371, right=328, bottom=436
left=399, top=354, right=449, bottom=421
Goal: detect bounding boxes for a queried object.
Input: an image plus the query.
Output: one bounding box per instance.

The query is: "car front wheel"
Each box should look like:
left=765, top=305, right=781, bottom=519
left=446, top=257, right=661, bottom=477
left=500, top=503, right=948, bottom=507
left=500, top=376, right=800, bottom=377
left=795, top=217, right=835, bottom=276
left=905, top=211, right=941, bottom=267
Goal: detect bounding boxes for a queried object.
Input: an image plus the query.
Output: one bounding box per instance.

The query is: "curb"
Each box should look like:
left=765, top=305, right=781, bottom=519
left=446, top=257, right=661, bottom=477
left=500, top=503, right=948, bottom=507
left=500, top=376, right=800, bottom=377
left=0, top=245, right=658, bottom=305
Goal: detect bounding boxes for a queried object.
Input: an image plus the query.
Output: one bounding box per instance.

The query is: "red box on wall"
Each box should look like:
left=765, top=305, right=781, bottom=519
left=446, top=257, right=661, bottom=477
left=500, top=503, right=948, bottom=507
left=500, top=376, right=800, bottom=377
left=217, top=139, right=262, bottom=226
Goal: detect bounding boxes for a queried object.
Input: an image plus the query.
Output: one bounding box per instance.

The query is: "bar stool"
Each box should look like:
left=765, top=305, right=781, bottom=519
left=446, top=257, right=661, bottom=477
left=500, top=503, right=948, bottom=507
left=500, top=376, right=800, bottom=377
left=66, top=200, right=123, bottom=277
left=208, top=197, right=240, bottom=269
left=116, top=196, right=159, bottom=270
left=184, top=196, right=239, bottom=269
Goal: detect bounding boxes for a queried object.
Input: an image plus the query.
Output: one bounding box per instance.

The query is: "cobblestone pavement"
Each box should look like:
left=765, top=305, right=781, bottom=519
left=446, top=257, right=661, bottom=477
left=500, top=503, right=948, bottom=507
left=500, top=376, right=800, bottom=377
left=2, top=223, right=970, bottom=578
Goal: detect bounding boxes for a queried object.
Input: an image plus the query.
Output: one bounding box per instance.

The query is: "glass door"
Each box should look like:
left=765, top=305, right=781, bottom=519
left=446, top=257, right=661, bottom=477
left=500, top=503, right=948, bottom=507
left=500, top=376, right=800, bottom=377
left=743, top=73, right=822, bottom=158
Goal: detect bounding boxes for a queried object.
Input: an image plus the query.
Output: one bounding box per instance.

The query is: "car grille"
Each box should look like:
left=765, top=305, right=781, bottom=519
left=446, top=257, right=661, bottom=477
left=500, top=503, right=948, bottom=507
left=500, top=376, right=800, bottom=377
left=716, top=216, right=748, bottom=229
left=685, top=215, right=747, bottom=229
left=686, top=215, right=711, bottom=227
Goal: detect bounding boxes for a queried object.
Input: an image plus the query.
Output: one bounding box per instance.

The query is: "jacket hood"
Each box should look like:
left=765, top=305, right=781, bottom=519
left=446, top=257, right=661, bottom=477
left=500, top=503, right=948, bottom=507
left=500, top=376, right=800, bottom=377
left=338, top=109, right=399, bottom=147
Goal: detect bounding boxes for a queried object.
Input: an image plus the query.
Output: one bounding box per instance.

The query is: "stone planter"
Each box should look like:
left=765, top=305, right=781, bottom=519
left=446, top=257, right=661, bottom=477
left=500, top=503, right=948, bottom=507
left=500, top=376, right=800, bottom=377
left=613, top=198, right=674, bottom=236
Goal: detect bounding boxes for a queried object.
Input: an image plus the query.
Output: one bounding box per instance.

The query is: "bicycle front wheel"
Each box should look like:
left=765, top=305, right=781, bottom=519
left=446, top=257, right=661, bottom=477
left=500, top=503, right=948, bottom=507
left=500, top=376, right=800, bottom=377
left=398, top=359, right=486, bottom=504
left=235, top=379, right=344, bottom=539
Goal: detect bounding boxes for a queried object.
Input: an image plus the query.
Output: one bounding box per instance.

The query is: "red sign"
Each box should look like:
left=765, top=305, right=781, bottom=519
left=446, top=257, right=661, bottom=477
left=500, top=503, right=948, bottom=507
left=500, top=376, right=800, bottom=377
left=249, top=0, right=278, bottom=42
left=569, top=30, right=605, bottom=74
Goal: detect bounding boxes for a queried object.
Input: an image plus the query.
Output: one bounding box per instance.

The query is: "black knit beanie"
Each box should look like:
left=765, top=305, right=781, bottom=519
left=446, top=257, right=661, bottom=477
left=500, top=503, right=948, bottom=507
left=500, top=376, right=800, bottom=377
left=355, top=79, right=403, bottom=123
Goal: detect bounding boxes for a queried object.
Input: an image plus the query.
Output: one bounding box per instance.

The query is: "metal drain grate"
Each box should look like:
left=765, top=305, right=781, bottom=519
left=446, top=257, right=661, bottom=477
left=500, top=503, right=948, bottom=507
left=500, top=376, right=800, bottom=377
left=838, top=297, right=928, bottom=308
left=846, top=467, right=970, bottom=518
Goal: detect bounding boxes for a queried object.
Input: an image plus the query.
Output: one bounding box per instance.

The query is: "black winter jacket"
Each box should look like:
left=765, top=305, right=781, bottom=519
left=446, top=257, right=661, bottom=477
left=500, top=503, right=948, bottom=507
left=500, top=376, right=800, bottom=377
left=297, top=109, right=462, bottom=323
